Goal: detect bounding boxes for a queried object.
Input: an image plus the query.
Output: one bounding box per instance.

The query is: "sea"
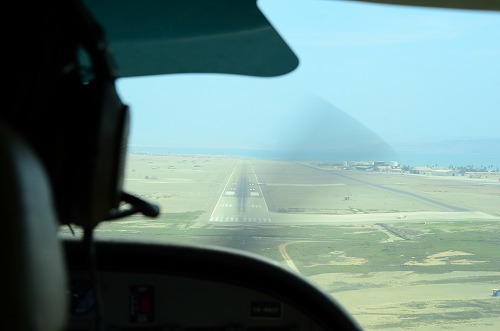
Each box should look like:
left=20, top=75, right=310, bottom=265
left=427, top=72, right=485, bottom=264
left=127, top=146, right=500, bottom=169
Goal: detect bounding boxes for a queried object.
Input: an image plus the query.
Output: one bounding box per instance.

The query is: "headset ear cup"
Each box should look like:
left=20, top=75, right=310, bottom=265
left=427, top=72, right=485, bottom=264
left=77, top=79, right=129, bottom=229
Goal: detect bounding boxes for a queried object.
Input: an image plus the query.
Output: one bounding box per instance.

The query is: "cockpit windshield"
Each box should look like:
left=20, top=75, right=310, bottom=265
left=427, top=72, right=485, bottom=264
left=59, top=1, right=500, bottom=330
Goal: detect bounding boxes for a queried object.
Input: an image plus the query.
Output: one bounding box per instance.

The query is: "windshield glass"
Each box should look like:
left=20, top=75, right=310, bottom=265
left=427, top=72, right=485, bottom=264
left=62, top=1, right=500, bottom=330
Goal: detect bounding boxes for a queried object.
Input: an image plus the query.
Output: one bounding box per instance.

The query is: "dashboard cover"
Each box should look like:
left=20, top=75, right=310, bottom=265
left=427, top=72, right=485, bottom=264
left=63, top=239, right=363, bottom=330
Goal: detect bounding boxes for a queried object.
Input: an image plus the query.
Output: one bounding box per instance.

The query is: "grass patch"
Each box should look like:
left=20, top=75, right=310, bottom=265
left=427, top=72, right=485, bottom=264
left=374, top=300, right=500, bottom=329
left=263, top=221, right=500, bottom=275
left=411, top=275, right=500, bottom=285
left=326, top=281, right=386, bottom=292
left=157, top=210, right=205, bottom=222
left=89, top=220, right=500, bottom=276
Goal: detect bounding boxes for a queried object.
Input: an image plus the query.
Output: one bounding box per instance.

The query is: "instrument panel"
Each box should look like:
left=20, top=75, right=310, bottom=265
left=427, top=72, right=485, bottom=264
left=67, top=270, right=324, bottom=331
left=63, top=239, right=361, bottom=331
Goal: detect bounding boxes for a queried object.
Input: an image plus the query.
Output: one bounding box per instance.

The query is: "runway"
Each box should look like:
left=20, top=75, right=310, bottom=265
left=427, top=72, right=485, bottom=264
left=209, top=160, right=273, bottom=223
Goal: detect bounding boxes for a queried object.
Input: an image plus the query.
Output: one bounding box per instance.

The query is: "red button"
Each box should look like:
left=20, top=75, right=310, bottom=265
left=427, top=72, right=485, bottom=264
left=139, top=293, right=152, bottom=313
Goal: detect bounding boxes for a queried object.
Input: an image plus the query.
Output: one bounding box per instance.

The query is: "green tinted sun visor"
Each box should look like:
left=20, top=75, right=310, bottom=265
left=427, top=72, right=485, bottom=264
left=84, top=0, right=299, bottom=78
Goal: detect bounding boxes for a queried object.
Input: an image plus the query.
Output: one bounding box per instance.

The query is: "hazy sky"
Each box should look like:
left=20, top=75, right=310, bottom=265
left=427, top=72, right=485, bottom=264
left=117, top=0, right=500, bottom=156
